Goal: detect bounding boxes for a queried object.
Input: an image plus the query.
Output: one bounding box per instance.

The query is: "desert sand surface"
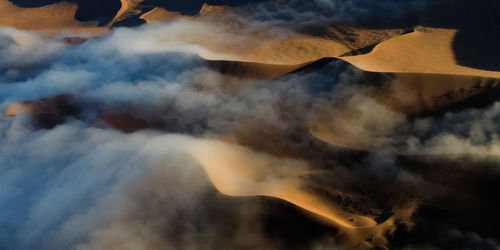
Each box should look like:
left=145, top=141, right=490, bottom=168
left=2, top=1, right=500, bottom=249
left=0, top=0, right=105, bottom=34
left=341, top=27, right=500, bottom=78
left=140, top=7, right=187, bottom=23
left=187, top=138, right=416, bottom=247
left=107, top=0, right=145, bottom=26
left=0, top=0, right=83, bottom=30
left=309, top=72, right=500, bottom=152
left=206, top=60, right=308, bottom=81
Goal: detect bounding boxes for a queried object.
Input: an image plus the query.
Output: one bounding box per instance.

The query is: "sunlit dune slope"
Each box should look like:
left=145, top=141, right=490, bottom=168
left=108, top=0, right=144, bottom=26
left=187, top=139, right=416, bottom=248
left=0, top=1, right=405, bottom=67
left=137, top=4, right=403, bottom=66
left=0, top=0, right=103, bottom=33
left=230, top=37, right=350, bottom=65
left=140, top=3, right=230, bottom=23
left=140, top=7, right=187, bottom=23
left=186, top=28, right=351, bottom=65
left=341, top=26, right=500, bottom=78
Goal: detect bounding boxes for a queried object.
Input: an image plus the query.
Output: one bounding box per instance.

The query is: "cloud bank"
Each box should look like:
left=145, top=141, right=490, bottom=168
left=1, top=5, right=500, bottom=249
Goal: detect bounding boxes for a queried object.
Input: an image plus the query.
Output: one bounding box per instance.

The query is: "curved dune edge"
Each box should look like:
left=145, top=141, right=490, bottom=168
left=193, top=26, right=500, bottom=79
left=185, top=138, right=416, bottom=248
left=140, top=7, right=188, bottom=23
left=341, top=26, right=500, bottom=79
left=183, top=26, right=500, bottom=79
left=108, top=0, right=144, bottom=26
left=205, top=60, right=309, bottom=80
left=194, top=34, right=351, bottom=65
left=183, top=25, right=500, bottom=78
left=0, top=0, right=104, bottom=34
left=0, top=1, right=407, bottom=66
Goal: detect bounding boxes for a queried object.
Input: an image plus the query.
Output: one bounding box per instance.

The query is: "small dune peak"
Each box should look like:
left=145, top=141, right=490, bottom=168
left=199, top=3, right=229, bottom=16
left=140, top=7, right=186, bottom=23
left=107, top=0, right=144, bottom=26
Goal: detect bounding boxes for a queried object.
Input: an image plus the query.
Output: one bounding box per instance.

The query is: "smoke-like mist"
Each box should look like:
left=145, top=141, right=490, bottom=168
left=1, top=4, right=500, bottom=249
left=0, top=21, right=346, bottom=250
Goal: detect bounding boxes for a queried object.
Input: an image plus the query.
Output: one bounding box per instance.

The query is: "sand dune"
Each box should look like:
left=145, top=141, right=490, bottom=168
left=206, top=60, right=307, bottom=81
left=140, top=3, right=230, bottom=24
left=341, top=26, right=500, bottom=78
left=136, top=5, right=401, bottom=65
left=108, top=0, right=144, bottom=26
left=140, top=7, right=187, bottom=23
left=2, top=94, right=416, bottom=248
left=194, top=25, right=405, bottom=65
left=382, top=74, right=500, bottom=115
left=307, top=26, right=500, bottom=151
left=187, top=139, right=416, bottom=247
left=0, top=1, right=405, bottom=67
left=229, top=37, right=350, bottom=65
left=0, top=0, right=103, bottom=33
left=326, top=25, right=406, bottom=55
left=309, top=72, right=500, bottom=151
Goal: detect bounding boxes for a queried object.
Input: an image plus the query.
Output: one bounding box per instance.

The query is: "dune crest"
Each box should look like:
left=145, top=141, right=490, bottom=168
left=341, top=27, right=500, bottom=78
left=327, top=25, right=406, bottom=54
left=140, top=7, right=187, bottom=23
left=199, top=3, right=230, bottom=15
left=108, top=0, right=144, bottom=26
left=187, top=139, right=416, bottom=247
left=0, top=0, right=100, bottom=32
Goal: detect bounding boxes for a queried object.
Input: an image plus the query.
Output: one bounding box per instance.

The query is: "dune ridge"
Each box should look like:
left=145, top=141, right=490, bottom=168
left=108, top=0, right=144, bottom=26
left=0, top=0, right=93, bottom=30
left=140, top=7, right=187, bottom=23
left=342, top=27, right=500, bottom=78
left=187, top=138, right=417, bottom=248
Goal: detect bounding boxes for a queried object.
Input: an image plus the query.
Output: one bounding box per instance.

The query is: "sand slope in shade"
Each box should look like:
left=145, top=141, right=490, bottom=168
left=309, top=72, right=500, bottom=152
left=206, top=60, right=308, bottom=81
left=341, top=26, right=500, bottom=78
left=326, top=25, right=406, bottom=54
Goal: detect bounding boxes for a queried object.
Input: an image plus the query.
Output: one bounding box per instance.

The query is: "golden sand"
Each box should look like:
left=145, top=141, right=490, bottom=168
left=0, top=0, right=103, bottom=34
left=4, top=102, right=33, bottom=117
left=140, top=7, right=188, bottom=23
left=341, top=27, right=500, bottom=78
left=188, top=139, right=416, bottom=247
